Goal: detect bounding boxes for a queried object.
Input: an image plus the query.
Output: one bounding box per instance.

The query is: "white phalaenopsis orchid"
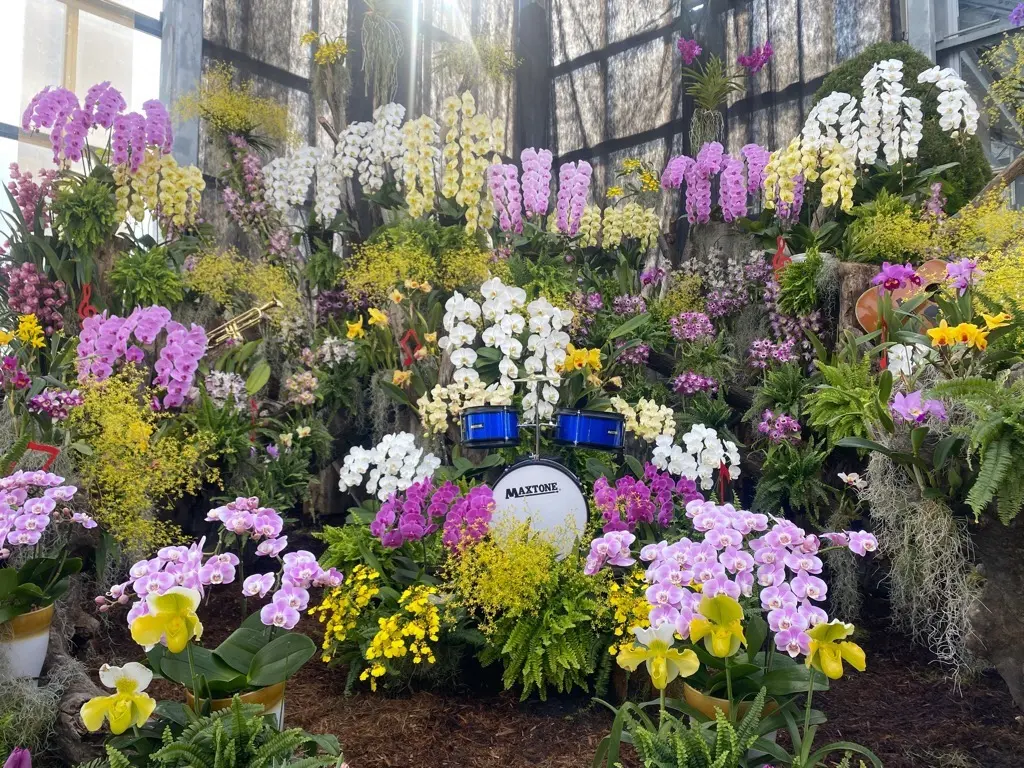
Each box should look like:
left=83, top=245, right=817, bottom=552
left=651, top=425, right=742, bottom=490
left=337, top=432, right=441, bottom=500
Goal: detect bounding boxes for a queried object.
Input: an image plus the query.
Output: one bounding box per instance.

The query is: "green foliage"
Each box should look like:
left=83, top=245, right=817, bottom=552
left=82, top=697, right=343, bottom=767
left=0, top=554, right=83, bottom=624
left=683, top=55, right=745, bottom=111
left=745, top=363, right=811, bottom=421
left=804, top=356, right=888, bottom=445
left=754, top=440, right=834, bottom=521
left=777, top=249, right=823, bottom=316
left=0, top=434, right=31, bottom=472
left=305, top=243, right=343, bottom=292
left=317, top=523, right=386, bottom=572
left=108, top=246, right=185, bottom=313
left=51, top=174, right=120, bottom=254
left=816, top=41, right=990, bottom=212
left=930, top=375, right=1024, bottom=522
left=480, top=562, right=604, bottom=701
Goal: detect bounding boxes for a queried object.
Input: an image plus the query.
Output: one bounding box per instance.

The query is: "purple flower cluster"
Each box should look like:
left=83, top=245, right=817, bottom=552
left=371, top=480, right=495, bottom=553
left=891, top=391, right=947, bottom=424
left=672, top=371, right=719, bottom=396
left=923, top=182, right=946, bottom=221
left=1010, top=1, right=1024, bottom=25
left=28, top=388, right=83, bottom=421
left=757, top=410, right=801, bottom=443
left=569, top=291, right=603, bottom=339
left=6, top=163, right=57, bottom=226
left=22, top=83, right=171, bottom=171
left=1, top=357, right=31, bottom=392
left=521, top=148, right=553, bottom=217
left=593, top=465, right=703, bottom=534
left=0, top=471, right=85, bottom=555
left=641, top=267, right=667, bottom=287
left=737, top=41, right=774, bottom=74
left=488, top=163, right=524, bottom=234
left=741, top=144, right=770, bottom=196
left=676, top=38, right=703, bottom=65
left=1, top=263, right=68, bottom=334
left=77, top=306, right=208, bottom=409
left=317, top=282, right=370, bottom=321
left=762, top=279, right=822, bottom=368
left=223, top=135, right=290, bottom=256
left=774, top=174, right=805, bottom=223
left=872, top=262, right=922, bottom=294
left=613, top=294, right=647, bottom=316
left=661, top=155, right=691, bottom=190
left=686, top=143, right=724, bottom=224
left=616, top=341, right=650, bottom=366
left=631, top=501, right=876, bottom=659
left=584, top=530, right=636, bottom=575
left=946, top=258, right=982, bottom=296
left=555, top=160, right=593, bottom=235
left=670, top=311, right=715, bottom=342
left=748, top=338, right=796, bottom=369
left=719, top=156, right=747, bottom=222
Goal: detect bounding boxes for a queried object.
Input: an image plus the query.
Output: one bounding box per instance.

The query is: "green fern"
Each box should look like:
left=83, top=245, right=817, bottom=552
left=745, top=363, right=812, bottom=422
left=0, top=434, right=31, bottom=472
left=754, top=441, right=834, bottom=522
left=804, top=356, right=886, bottom=444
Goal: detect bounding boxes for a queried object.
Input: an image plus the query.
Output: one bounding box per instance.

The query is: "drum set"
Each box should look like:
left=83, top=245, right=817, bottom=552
left=459, top=376, right=626, bottom=556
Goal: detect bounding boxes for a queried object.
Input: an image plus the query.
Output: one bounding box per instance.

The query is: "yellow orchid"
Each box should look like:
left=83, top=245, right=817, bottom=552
left=0, top=330, right=13, bottom=345
left=346, top=316, right=366, bottom=340
left=952, top=323, right=979, bottom=345
left=390, top=289, right=405, bottom=304
left=424, top=332, right=438, bottom=345
left=80, top=662, right=157, bottom=735
left=805, top=620, right=866, bottom=680
left=392, top=370, right=411, bottom=386
left=983, top=312, right=1012, bottom=330
left=368, top=308, right=390, bottom=327
left=16, top=314, right=45, bottom=349
left=130, top=587, right=204, bottom=653
left=926, top=319, right=955, bottom=348
left=419, top=281, right=432, bottom=293
left=616, top=623, right=699, bottom=690
left=404, top=279, right=421, bottom=290
left=689, top=594, right=747, bottom=658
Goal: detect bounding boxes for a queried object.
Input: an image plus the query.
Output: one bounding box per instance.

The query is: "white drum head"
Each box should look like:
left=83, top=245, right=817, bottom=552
left=491, top=459, right=588, bottom=558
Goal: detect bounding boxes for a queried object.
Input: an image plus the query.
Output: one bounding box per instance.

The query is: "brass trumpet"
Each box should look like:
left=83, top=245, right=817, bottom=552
left=208, top=300, right=283, bottom=346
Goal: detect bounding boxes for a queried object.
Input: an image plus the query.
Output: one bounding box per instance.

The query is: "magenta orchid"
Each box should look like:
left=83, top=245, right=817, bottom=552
left=890, top=390, right=948, bottom=424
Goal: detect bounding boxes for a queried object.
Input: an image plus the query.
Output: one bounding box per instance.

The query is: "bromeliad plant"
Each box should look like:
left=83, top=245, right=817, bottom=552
left=591, top=500, right=881, bottom=767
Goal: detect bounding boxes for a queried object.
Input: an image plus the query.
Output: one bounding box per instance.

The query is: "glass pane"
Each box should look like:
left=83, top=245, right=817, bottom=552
left=130, top=29, right=162, bottom=111
left=958, top=0, right=1017, bottom=28
left=606, top=38, right=675, bottom=141
left=0, top=0, right=66, bottom=127
left=608, top=0, right=674, bottom=44
left=76, top=11, right=136, bottom=99
left=551, top=0, right=603, bottom=67
left=109, top=0, right=165, bottom=18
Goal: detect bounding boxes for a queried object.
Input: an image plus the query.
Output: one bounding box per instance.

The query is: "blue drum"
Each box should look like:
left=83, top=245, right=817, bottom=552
left=553, top=409, right=625, bottom=451
left=461, top=406, right=520, bottom=449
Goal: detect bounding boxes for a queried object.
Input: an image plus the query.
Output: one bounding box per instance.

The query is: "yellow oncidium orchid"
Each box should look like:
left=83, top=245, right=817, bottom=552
left=983, top=312, right=1012, bottom=331
left=926, top=319, right=955, bottom=348
left=368, top=308, right=390, bottom=328
left=805, top=620, right=866, bottom=680
left=688, top=594, right=747, bottom=658
left=130, top=587, right=204, bottom=654
left=615, top=623, right=699, bottom=690
left=346, top=316, right=366, bottom=340
left=80, top=662, right=157, bottom=735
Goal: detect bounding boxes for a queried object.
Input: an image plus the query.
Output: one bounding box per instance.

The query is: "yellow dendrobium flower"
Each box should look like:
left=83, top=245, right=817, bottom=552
left=689, top=594, right=747, bottom=658
left=926, top=319, right=955, bottom=348
left=16, top=314, right=45, bottom=349
left=404, top=279, right=421, bottom=290
left=390, top=289, right=406, bottom=304
left=805, top=620, right=866, bottom=680
left=392, top=370, right=411, bottom=386
left=130, top=587, right=204, bottom=654
left=368, top=308, right=390, bottom=327
left=616, top=623, right=699, bottom=690
left=983, top=312, right=1012, bottom=330
left=424, top=332, right=438, bottom=345
left=346, top=316, right=366, bottom=340
left=607, top=186, right=625, bottom=199
left=80, top=662, right=157, bottom=735
left=0, top=330, right=14, bottom=345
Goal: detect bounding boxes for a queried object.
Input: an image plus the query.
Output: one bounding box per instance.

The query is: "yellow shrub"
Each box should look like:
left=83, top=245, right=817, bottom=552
left=175, top=62, right=291, bottom=142
left=185, top=247, right=300, bottom=324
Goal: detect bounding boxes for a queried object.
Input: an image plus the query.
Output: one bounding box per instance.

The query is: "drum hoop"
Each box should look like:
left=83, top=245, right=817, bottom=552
left=462, top=405, right=519, bottom=416
left=494, top=457, right=586, bottom=496
left=554, top=408, right=625, bottom=422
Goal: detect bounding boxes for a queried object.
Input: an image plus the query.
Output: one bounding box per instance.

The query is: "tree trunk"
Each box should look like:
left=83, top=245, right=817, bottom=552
left=45, top=603, right=105, bottom=764
left=837, top=262, right=877, bottom=334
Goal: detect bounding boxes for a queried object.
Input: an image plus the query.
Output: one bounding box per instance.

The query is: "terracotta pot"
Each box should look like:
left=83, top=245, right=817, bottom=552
left=682, top=682, right=779, bottom=720
left=186, top=681, right=286, bottom=729
left=0, top=603, right=54, bottom=682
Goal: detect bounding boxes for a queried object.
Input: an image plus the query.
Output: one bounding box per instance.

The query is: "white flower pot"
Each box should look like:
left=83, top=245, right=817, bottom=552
left=0, top=603, right=54, bottom=683
left=187, top=681, right=286, bottom=729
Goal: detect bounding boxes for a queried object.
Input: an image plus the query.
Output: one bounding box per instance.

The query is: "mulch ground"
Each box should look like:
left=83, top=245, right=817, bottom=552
left=90, top=586, right=1024, bottom=768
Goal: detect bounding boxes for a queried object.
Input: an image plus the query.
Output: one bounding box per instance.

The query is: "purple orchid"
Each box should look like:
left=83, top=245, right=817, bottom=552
left=677, top=38, right=703, bottom=65
left=872, top=262, right=922, bottom=293
left=891, top=390, right=948, bottom=424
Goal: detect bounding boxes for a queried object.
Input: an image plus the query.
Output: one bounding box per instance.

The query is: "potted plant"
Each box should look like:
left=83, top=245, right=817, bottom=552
left=0, top=470, right=90, bottom=681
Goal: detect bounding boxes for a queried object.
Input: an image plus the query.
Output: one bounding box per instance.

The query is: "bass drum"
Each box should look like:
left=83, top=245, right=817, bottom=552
left=491, top=458, right=588, bottom=558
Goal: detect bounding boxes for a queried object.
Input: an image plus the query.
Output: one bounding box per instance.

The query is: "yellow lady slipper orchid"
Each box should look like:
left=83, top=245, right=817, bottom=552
left=689, top=594, right=746, bottom=658
left=80, top=662, right=157, bottom=735
left=615, top=623, right=699, bottom=690
left=368, top=308, right=390, bottom=327
left=346, top=316, right=366, bottom=340
left=130, top=587, right=204, bottom=653
left=983, top=312, right=1012, bottom=330
left=805, top=620, right=866, bottom=680
left=926, top=319, right=955, bottom=348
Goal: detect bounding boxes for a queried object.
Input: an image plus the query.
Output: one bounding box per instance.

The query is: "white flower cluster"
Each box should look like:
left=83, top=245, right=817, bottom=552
left=317, top=336, right=356, bottom=368
left=337, top=103, right=406, bottom=193
left=918, top=66, right=979, bottom=137
left=440, top=91, right=505, bottom=231
left=610, top=397, right=676, bottom=444
left=337, top=431, right=441, bottom=501
left=652, top=424, right=741, bottom=490
left=858, top=60, right=924, bottom=166
left=522, top=296, right=573, bottom=422
left=885, top=342, right=932, bottom=377
left=263, top=146, right=319, bottom=214
left=204, top=371, right=248, bottom=413
left=480, top=277, right=529, bottom=396
left=416, top=378, right=513, bottom=437
left=439, top=291, right=482, bottom=385
left=801, top=92, right=860, bottom=159
left=401, top=115, right=440, bottom=218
